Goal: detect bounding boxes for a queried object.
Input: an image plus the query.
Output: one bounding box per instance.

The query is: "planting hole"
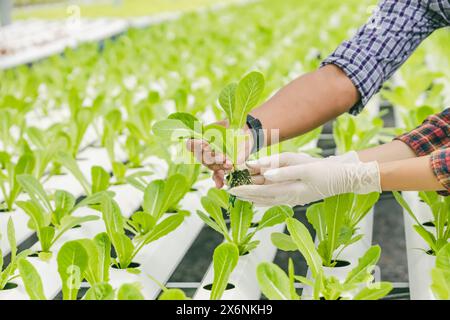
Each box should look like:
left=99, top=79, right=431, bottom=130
left=124, top=228, right=135, bottom=238
left=422, top=221, right=447, bottom=227
left=29, top=250, right=45, bottom=257
left=72, top=224, right=82, bottom=229
left=1, top=283, right=18, bottom=291
left=190, top=188, right=198, bottom=192
left=111, top=262, right=141, bottom=269
left=53, top=172, right=67, bottom=176
left=426, top=249, right=435, bottom=256
left=327, top=260, right=351, bottom=268
left=249, top=222, right=259, bottom=228
left=0, top=202, right=13, bottom=213
left=203, top=283, right=235, bottom=291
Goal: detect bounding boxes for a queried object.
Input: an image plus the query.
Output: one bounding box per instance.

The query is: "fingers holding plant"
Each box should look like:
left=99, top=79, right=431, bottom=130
left=154, top=71, right=265, bottom=191
left=229, top=155, right=381, bottom=207
left=186, top=126, right=253, bottom=188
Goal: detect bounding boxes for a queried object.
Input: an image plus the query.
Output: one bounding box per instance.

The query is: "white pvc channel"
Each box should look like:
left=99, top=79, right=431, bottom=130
left=393, top=106, right=436, bottom=300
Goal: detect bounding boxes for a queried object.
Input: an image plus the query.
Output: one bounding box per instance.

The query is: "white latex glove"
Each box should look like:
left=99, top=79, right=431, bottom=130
left=228, top=159, right=381, bottom=207
left=244, top=151, right=361, bottom=184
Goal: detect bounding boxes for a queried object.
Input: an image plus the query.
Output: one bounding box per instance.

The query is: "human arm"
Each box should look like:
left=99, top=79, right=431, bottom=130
left=228, top=150, right=447, bottom=207
left=379, top=155, right=444, bottom=191
left=229, top=106, right=450, bottom=205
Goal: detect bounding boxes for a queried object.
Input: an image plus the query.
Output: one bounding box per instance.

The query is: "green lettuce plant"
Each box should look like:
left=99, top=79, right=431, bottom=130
left=381, top=57, right=444, bottom=131
left=197, top=188, right=294, bottom=255
left=125, top=96, right=159, bottom=143
left=209, top=242, right=239, bottom=300
left=431, top=242, right=450, bottom=300
left=56, top=152, right=111, bottom=195
left=57, top=234, right=110, bottom=300
left=280, top=126, right=322, bottom=156
left=158, top=288, right=189, bottom=300
left=263, top=218, right=393, bottom=300
left=25, top=126, right=69, bottom=179
left=102, top=109, right=128, bottom=183
left=84, top=282, right=145, bottom=300
left=16, top=174, right=101, bottom=259
left=17, top=258, right=47, bottom=300
left=127, top=172, right=189, bottom=215
left=100, top=193, right=186, bottom=269
left=393, top=191, right=450, bottom=255
left=333, top=111, right=387, bottom=154
left=146, top=272, right=189, bottom=300
left=0, top=151, right=35, bottom=211
left=0, top=218, right=32, bottom=290
left=167, top=163, right=201, bottom=191
left=153, top=71, right=265, bottom=196
left=0, top=108, right=26, bottom=153
left=57, top=237, right=145, bottom=300
left=56, top=234, right=146, bottom=300
left=67, top=103, right=95, bottom=158
left=301, top=193, right=379, bottom=267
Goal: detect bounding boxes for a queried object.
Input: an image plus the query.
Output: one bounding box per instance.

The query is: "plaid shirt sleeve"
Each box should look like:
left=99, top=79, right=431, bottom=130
left=395, top=108, right=450, bottom=194
left=321, top=0, right=447, bottom=115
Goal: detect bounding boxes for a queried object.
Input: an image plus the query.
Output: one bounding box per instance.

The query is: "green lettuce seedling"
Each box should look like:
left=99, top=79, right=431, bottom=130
left=209, top=242, right=239, bottom=300
left=17, top=259, right=46, bottom=300
left=57, top=234, right=112, bottom=300
left=197, top=188, right=293, bottom=256
left=305, top=192, right=379, bottom=267
left=0, top=218, right=32, bottom=290
left=0, top=151, right=35, bottom=212
left=100, top=193, right=186, bottom=269
left=84, top=282, right=145, bottom=300
left=393, top=191, right=450, bottom=255
left=127, top=172, right=189, bottom=217
left=56, top=151, right=112, bottom=195
left=16, top=174, right=101, bottom=258
left=153, top=71, right=265, bottom=199
left=146, top=272, right=189, bottom=300
left=264, top=218, right=393, bottom=300
left=431, top=242, right=450, bottom=300
left=57, top=235, right=145, bottom=300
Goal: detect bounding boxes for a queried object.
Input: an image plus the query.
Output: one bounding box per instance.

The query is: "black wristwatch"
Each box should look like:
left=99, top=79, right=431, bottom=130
left=246, top=114, right=264, bottom=154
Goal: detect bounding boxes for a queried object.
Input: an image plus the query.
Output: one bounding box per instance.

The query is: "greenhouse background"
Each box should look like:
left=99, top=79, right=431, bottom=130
left=0, top=0, right=449, bottom=301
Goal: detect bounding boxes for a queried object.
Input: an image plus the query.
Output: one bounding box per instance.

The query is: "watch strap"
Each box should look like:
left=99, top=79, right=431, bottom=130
left=246, top=114, right=264, bottom=154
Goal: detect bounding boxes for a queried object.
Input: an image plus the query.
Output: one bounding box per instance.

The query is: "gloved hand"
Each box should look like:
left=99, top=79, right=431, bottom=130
left=244, top=151, right=361, bottom=184
left=229, top=153, right=381, bottom=207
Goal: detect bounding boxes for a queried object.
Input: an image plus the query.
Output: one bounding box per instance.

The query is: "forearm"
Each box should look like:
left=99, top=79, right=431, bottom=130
left=250, top=64, right=359, bottom=145
left=357, top=140, right=417, bottom=163
left=379, top=156, right=445, bottom=191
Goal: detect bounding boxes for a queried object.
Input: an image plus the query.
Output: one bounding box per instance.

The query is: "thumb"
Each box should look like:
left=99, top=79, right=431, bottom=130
left=263, top=164, right=309, bottom=182
left=245, top=153, right=299, bottom=174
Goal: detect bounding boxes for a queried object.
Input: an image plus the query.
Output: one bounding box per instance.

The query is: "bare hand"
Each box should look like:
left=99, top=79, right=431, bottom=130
left=186, top=120, right=253, bottom=188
